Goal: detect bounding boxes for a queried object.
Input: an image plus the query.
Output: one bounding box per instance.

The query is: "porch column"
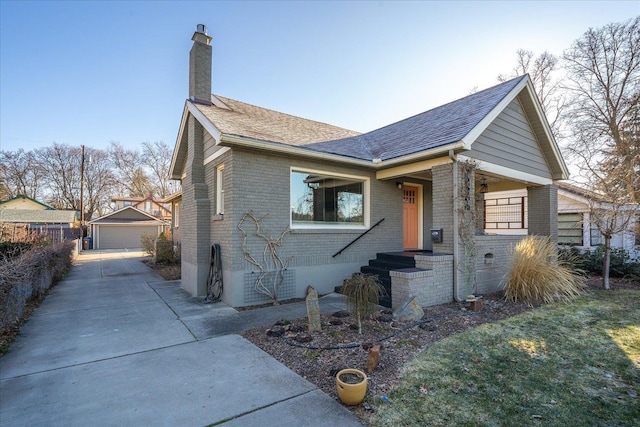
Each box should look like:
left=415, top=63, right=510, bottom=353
left=527, top=184, right=558, bottom=242
left=431, top=164, right=455, bottom=254
left=432, top=163, right=474, bottom=301
left=181, top=114, right=211, bottom=296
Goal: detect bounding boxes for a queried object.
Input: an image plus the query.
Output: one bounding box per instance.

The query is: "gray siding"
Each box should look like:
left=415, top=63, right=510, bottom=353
left=96, top=225, right=160, bottom=249
left=468, top=98, right=552, bottom=179
left=203, top=130, right=217, bottom=160
left=206, top=148, right=404, bottom=305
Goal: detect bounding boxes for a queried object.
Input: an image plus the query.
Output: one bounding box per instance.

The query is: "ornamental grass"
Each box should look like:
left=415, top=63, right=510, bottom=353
left=504, top=236, right=585, bottom=304
left=342, top=273, right=385, bottom=334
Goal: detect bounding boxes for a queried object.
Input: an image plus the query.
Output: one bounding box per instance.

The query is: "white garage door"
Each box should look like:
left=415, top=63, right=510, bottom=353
left=97, top=225, right=160, bottom=249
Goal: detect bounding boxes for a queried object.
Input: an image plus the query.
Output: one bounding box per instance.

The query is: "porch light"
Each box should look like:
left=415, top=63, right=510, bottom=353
left=479, top=177, right=488, bottom=194
left=396, top=182, right=403, bottom=189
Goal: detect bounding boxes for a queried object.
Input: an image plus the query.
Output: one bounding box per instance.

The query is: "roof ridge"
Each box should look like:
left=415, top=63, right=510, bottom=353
left=364, top=75, right=527, bottom=135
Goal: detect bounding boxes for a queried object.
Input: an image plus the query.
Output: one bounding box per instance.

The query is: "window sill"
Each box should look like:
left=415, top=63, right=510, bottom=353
left=291, top=227, right=368, bottom=235
left=212, top=214, right=224, bottom=221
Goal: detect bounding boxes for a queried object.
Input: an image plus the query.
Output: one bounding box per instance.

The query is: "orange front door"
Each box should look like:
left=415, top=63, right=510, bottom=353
left=403, top=185, right=419, bottom=249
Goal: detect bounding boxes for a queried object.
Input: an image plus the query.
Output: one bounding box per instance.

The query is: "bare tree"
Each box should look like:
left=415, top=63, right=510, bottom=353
left=34, top=143, right=82, bottom=210
left=499, top=49, right=566, bottom=138
left=588, top=190, right=637, bottom=290
left=560, top=17, right=640, bottom=288
left=0, top=149, right=45, bottom=200
left=108, top=142, right=152, bottom=197
left=83, top=147, right=117, bottom=219
left=562, top=17, right=640, bottom=204
left=141, top=141, right=172, bottom=198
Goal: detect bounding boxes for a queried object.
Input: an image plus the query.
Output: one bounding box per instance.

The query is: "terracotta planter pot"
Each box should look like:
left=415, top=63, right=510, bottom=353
left=336, top=368, right=368, bottom=405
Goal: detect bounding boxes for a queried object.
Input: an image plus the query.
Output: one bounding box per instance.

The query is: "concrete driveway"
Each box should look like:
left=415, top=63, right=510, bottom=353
left=0, top=250, right=363, bottom=426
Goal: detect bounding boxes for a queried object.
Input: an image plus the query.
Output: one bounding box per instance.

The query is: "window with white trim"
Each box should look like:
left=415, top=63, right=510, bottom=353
left=174, top=202, right=180, bottom=227
left=558, top=213, right=583, bottom=245
left=290, top=169, right=367, bottom=228
left=216, top=165, right=224, bottom=215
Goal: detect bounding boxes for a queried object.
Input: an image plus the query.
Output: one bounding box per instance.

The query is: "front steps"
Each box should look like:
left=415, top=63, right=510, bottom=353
left=335, top=251, right=431, bottom=308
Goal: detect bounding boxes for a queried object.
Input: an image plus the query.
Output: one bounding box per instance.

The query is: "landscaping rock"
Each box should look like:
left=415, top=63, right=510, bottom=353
left=394, top=297, right=424, bottom=322
left=294, top=333, right=313, bottom=343
left=306, top=286, right=322, bottom=332
left=419, top=322, right=437, bottom=332
left=365, top=344, right=382, bottom=373
left=266, top=326, right=285, bottom=337
left=376, top=314, right=393, bottom=323
left=333, top=310, right=351, bottom=318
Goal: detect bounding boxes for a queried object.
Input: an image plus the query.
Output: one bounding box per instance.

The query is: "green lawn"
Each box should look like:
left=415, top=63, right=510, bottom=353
left=372, top=290, right=640, bottom=427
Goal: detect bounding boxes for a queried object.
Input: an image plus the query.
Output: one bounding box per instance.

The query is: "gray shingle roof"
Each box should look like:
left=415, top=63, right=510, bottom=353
left=89, top=206, right=168, bottom=224
left=304, top=76, right=527, bottom=161
left=0, top=209, right=78, bottom=224
left=193, top=96, right=361, bottom=146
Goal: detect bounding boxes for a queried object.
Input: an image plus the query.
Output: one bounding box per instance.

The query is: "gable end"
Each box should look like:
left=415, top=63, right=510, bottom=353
left=468, top=97, right=552, bottom=179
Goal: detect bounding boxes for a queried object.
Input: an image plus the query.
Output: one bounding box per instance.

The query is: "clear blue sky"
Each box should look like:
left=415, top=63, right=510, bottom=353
left=1, top=1, right=637, bottom=153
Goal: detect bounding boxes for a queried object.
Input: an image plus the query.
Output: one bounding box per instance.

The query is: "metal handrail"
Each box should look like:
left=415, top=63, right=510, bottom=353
left=332, top=218, right=385, bottom=258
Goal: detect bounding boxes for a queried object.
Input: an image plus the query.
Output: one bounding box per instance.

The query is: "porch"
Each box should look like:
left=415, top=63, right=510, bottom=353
left=355, top=234, right=524, bottom=310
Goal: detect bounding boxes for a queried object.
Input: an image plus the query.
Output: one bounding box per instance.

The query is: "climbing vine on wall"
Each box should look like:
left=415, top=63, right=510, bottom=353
left=237, top=211, right=292, bottom=305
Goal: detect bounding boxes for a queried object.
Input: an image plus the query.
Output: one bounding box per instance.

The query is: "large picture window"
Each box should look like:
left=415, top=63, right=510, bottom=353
left=291, top=169, right=367, bottom=228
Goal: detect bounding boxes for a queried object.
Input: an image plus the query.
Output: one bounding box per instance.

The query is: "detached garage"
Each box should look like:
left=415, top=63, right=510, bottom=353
left=89, top=207, right=167, bottom=250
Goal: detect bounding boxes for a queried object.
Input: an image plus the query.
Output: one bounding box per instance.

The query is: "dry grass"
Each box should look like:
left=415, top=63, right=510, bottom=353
left=372, top=289, right=640, bottom=426
left=504, top=236, right=585, bottom=304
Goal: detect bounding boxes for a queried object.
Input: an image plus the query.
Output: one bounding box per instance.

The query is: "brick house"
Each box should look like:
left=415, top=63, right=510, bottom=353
left=169, top=25, right=569, bottom=308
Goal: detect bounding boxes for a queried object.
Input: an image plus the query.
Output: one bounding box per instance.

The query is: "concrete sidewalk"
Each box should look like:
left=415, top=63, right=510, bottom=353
left=0, top=250, right=363, bottom=426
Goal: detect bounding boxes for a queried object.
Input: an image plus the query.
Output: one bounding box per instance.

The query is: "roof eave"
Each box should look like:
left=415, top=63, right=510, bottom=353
left=376, top=141, right=466, bottom=168
left=520, top=81, right=570, bottom=180
left=88, top=206, right=165, bottom=224
left=169, top=102, right=190, bottom=179
left=169, top=100, right=224, bottom=180
left=219, top=134, right=377, bottom=168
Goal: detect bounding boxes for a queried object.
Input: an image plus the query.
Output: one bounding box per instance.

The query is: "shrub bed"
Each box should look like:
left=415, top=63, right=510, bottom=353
left=560, top=245, right=640, bottom=279
left=0, top=240, right=76, bottom=333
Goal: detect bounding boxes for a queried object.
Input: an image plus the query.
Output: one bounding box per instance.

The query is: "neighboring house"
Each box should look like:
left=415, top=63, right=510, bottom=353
left=169, top=25, right=569, bottom=309
left=484, top=183, right=640, bottom=259
left=88, top=206, right=168, bottom=250
left=162, top=191, right=182, bottom=245
left=0, top=195, right=79, bottom=242
left=0, top=194, right=54, bottom=210
left=111, top=194, right=172, bottom=222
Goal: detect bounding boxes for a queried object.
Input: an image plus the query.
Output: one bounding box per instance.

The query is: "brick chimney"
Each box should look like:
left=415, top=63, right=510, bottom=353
left=189, top=24, right=212, bottom=105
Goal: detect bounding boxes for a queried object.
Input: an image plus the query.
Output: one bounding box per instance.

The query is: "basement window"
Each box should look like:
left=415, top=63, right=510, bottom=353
left=290, top=168, right=368, bottom=229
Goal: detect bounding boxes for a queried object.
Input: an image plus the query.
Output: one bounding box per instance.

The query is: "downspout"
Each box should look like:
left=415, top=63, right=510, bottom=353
left=449, top=150, right=460, bottom=301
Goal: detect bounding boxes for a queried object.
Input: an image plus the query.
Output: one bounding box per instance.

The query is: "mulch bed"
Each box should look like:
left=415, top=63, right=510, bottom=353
left=241, top=276, right=639, bottom=423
